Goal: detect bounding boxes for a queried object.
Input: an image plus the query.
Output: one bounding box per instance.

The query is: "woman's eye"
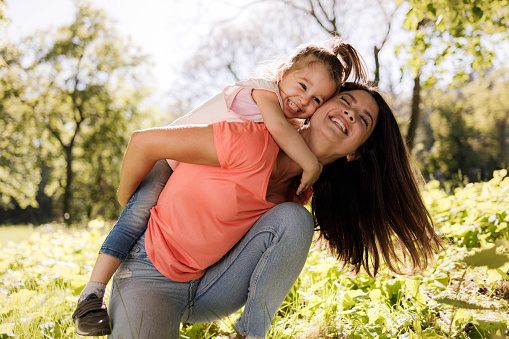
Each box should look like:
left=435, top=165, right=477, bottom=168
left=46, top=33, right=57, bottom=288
left=300, top=83, right=307, bottom=90
left=361, top=116, right=369, bottom=127
left=341, top=97, right=349, bottom=105
left=314, top=97, right=321, bottom=104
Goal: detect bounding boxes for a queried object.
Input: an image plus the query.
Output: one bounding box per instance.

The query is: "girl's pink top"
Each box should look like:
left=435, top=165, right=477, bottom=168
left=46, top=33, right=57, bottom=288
left=146, top=121, right=279, bottom=282
left=165, top=78, right=282, bottom=170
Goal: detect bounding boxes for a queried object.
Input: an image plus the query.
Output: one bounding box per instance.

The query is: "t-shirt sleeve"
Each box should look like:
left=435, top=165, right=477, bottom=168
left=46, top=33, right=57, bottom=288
left=213, top=121, right=275, bottom=170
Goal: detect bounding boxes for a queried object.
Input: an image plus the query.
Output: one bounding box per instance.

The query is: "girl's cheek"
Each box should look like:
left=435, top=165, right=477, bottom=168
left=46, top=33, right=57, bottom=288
left=308, top=105, right=320, bottom=116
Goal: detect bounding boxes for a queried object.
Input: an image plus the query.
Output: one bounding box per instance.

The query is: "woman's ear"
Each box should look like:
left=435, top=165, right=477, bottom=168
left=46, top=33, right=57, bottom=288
left=347, top=153, right=359, bottom=162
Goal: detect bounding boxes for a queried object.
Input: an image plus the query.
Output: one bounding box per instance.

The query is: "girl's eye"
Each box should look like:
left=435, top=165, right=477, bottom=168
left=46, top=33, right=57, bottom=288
left=341, top=97, right=349, bottom=105
left=314, top=97, right=321, bottom=104
left=300, top=83, right=307, bottom=90
left=361, top=116, right=369, bottom=127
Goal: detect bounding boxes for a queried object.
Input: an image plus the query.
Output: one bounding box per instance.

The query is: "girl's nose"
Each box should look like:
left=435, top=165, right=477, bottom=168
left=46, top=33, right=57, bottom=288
left=300, top=95, right=310, bottom=106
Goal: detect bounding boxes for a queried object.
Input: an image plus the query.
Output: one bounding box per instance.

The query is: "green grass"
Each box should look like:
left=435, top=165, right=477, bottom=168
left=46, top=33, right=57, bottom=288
left=0, top=225, right=37, bottom=247
left=1, top=170, right=509, bottom=338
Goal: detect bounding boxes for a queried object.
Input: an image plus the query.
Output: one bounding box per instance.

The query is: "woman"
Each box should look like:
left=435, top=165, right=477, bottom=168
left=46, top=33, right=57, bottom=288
left=107, top=83, right=442, bottom=338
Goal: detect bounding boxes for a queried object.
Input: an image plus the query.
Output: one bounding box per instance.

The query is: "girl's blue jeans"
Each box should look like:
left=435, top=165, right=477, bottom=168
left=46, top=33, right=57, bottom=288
left=102, top=159, right=315, bottom=338
left=99, top=160, right=172, bottom=261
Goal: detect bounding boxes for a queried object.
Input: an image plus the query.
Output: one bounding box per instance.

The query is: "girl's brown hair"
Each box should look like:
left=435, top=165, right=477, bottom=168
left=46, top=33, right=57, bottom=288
left=277, top=37, right=368, bottom=93
left=311, top=82, right=444, bottom=277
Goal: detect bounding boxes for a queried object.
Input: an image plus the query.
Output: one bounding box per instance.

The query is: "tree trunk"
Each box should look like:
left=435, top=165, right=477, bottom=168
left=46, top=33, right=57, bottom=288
left=373, top=46, right=380, bottom=86
left=406, top=71, right=421, bottom=151
left=63, top=145, right=73, bottom=224
left=496, top=114, right=508, bottom=167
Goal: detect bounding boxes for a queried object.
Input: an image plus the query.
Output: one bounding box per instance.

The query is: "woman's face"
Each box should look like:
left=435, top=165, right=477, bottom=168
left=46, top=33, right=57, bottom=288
left=304, top=89, right=379, bottom=165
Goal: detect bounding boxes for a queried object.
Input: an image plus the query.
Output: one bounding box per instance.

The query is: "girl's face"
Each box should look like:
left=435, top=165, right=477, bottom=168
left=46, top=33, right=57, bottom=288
left=278, top=62, right=337, bottom=120
left=304, top=90, right=379, bottom=165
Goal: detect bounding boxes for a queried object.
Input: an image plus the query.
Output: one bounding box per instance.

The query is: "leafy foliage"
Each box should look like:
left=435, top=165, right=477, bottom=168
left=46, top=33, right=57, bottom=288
left=415, top=70, right=509, bottom=185
left=0, top=1, right=157, bottom=223
left=1, top=170, right=509, bottom=338
left=400, top=0, right=508, bottom=81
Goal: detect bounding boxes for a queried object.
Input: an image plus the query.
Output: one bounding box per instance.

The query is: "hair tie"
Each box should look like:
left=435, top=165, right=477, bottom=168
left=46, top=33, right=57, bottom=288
left=328, top=37, right=344, bottom=52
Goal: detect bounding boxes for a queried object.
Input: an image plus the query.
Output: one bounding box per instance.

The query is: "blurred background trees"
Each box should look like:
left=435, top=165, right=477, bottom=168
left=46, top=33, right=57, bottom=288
left=1, top=0, right=508, bottom=224
left=1, top=1, right=158, bottom=224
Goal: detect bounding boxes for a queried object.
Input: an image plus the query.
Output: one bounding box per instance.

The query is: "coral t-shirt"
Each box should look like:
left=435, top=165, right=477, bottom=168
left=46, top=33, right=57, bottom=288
left=165, top=78, right=282, bottom=170
left=146, top=121, right=279, bottom=282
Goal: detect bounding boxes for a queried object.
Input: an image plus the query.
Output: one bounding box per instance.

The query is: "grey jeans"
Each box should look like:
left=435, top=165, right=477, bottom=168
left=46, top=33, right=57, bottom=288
left=108, top=202, right=314, bottom=339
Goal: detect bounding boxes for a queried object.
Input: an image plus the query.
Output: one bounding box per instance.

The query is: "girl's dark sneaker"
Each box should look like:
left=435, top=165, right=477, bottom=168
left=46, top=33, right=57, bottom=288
left=72, top=293, right=111, bottom=336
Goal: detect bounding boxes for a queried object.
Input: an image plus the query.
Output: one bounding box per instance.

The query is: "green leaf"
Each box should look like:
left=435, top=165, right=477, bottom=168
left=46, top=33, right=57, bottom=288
left=436, top=297, right=493, bottom=310
left=496, top=268, right=509, bottom=280
left=306, top=278, right=329, bottom=294
left=472, top=6, right=484, bottom=21
left=0, top=323, right=14, bottom=335
left=369, top=288, right=383, bottom=301
left=463, top=246, right=509, bottom=269
left=426, top=3, right=437, bottom=17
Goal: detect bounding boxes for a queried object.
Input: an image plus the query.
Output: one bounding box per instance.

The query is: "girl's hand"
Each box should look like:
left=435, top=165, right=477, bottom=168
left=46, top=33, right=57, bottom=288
left=297, top=161, right=322, bottom=195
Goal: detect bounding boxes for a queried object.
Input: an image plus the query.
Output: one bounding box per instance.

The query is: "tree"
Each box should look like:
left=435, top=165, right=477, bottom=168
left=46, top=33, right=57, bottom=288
left=0, top=0, right=6, bottom=30
left=171, top=0, right=401, bottom=114
left=422, top=91, right=484, bottom=183
left=276, top=0, right=401, bottom=86
left=462, top=70, right=509, bottom=169
left=417, top=69, right=509, bottom=184
left=1, top=0, right=153, bottom=223
left=170, top=2, right=320, bottom=112
left=399, top=0, right=509, bottom=150
left=0, top=43, right=42, bottom=212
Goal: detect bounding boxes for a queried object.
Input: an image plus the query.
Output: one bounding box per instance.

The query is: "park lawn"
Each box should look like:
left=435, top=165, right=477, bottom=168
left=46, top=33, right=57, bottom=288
left=1, top=170, right=509, bottom=338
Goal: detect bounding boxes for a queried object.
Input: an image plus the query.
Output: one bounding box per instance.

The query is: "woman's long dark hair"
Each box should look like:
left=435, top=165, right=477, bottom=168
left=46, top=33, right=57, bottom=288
left=311, top=83, right=444, bottom=277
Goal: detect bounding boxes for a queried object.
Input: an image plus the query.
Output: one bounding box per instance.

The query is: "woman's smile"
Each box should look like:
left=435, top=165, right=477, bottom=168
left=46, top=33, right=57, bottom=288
left=329, top=115, right=348, bottom=135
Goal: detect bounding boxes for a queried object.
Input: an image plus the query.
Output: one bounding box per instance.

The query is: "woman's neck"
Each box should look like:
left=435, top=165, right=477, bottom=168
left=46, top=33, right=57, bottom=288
left=265, top=150, right=304, bottom=204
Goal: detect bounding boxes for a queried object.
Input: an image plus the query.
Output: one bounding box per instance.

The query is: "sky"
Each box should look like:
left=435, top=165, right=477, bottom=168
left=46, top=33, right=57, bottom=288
left=4, top=0, right=247, bottom=97
left=7, top=0, right=507, bottom=104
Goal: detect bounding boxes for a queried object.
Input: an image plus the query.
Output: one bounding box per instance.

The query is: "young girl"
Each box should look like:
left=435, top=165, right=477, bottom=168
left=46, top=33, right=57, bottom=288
left=72, top=38, right=368, bottom=336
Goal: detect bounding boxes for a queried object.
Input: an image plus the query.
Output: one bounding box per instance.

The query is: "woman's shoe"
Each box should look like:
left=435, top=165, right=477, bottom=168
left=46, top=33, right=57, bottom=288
left=72, top=294, right=111, bottom=336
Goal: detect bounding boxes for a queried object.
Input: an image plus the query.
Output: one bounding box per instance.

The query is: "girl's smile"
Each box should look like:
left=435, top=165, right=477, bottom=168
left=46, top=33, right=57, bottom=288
left=278, top=62, right=337, bottom=120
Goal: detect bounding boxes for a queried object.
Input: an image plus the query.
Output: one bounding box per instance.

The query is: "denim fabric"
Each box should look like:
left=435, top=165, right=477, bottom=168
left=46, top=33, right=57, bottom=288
left=108, top=202, right=314, bottom=339
left=99, top=160, right=172, bottom=261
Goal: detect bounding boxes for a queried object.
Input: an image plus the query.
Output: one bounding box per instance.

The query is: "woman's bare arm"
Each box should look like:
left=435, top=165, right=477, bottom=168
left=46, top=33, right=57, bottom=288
left=117, top=125, right=219, bottom=206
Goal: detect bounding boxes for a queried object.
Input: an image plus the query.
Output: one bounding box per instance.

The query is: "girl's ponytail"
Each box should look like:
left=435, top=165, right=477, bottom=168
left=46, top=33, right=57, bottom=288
left=329, top=37, right=368, bottom=84
left=277, top=38, right=368, bottom=95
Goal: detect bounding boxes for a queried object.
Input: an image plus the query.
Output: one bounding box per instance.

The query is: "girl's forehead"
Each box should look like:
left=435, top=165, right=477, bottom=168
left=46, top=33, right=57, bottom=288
left=289, top=62, right=330, bottom=80
left=296, top=60, right=325, bottom=73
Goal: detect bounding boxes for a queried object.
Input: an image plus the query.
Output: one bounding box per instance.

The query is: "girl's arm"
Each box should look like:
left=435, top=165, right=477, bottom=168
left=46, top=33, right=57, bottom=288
left=117, top=125, right=219, bottom=206
left=252, top=89, right=322, bottom=195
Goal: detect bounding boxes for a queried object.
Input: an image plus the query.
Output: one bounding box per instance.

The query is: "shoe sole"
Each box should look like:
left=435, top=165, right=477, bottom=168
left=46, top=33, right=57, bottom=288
left=76, top=327, right=111, bottom=336
left=75, top=319, right=111, bottom=336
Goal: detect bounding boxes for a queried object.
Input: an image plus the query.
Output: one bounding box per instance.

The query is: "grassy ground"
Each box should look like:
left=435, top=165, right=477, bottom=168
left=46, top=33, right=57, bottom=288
left=0, top=225, right=37, bottom=247
left=1, top=170, right=509, bottom=338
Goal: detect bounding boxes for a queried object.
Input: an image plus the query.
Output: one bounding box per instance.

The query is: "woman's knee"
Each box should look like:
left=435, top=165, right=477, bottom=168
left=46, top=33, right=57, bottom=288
left=259, top=202, right=314, bottom=245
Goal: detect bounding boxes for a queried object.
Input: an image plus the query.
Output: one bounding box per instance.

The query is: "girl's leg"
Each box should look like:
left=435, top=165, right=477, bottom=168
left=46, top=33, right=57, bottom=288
left=74, top=160, right=172, bottom=336
left=187, top=202, right=315, bottom=339
left=88, top=160, right=172, bottom=285
left=99, top=160, right=172, bottom=264
left=108, top=235, right=198, bottom=339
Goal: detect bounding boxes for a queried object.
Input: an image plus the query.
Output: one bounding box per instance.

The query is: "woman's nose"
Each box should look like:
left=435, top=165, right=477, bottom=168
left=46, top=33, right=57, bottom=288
left=345, top=110, right=356, bottom=122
